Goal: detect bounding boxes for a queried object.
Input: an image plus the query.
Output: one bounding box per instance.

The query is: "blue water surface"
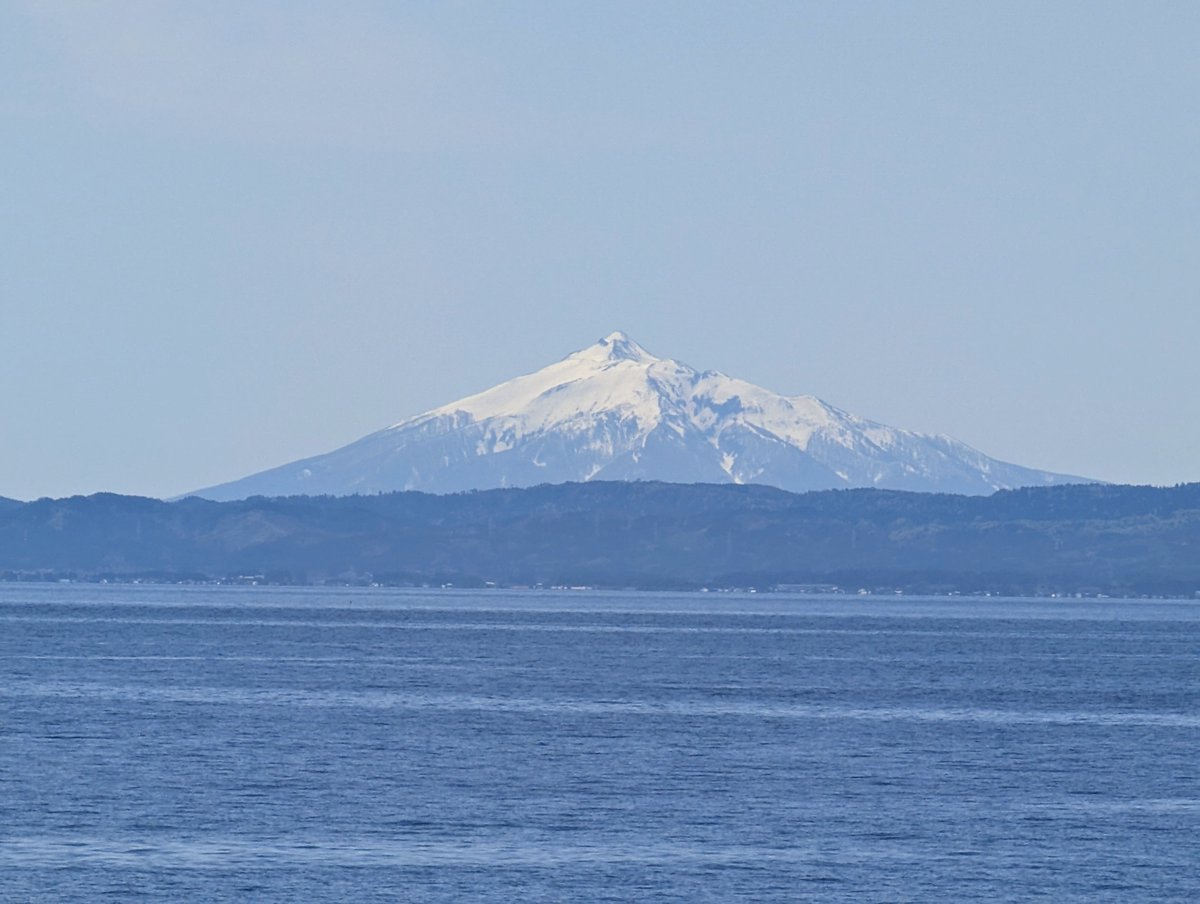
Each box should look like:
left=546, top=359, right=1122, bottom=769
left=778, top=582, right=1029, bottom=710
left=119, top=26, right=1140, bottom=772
left=1, top=584, right=1198, bottom=902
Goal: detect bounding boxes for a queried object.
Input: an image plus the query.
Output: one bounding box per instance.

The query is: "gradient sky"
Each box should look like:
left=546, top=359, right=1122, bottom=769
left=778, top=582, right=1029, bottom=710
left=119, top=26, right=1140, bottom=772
left=2, top=1, right=1197, bottom=500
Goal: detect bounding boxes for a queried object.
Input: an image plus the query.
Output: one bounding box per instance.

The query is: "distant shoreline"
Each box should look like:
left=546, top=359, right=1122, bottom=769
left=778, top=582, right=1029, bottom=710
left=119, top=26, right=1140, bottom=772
left=3, top=575, right=1197, bottom=601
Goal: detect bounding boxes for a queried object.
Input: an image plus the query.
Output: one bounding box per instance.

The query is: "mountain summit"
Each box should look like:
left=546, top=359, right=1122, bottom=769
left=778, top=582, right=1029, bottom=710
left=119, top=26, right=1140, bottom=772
left=191, top=332, right=1091, bottom=500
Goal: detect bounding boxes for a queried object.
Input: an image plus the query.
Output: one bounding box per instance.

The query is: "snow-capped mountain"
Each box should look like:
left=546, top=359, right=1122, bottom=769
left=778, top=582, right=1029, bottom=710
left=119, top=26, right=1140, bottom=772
left=190, top=331, right=1091, bottom=500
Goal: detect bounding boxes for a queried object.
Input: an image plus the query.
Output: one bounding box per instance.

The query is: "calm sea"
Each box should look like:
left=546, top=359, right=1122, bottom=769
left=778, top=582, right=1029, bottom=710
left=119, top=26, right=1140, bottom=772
left=1, top=584, right=1197, bottom=902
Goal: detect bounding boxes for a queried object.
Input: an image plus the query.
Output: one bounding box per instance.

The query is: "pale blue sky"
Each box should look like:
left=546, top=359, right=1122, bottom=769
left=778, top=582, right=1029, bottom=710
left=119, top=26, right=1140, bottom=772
left=2, top=1, right=1197, bottom=500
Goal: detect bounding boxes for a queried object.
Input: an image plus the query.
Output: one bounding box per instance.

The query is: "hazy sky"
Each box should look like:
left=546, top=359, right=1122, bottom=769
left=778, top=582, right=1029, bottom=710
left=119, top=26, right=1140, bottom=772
left=2, top=1, right=1197, bottom=500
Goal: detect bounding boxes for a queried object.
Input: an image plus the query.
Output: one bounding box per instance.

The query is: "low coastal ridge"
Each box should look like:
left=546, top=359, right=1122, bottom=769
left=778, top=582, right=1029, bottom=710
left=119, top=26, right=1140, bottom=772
left=2, top=481, right=1198, bottom=597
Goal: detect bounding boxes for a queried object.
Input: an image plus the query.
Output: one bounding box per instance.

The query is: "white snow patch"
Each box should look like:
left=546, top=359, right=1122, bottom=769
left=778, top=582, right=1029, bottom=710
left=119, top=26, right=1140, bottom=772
left=720, top=452, right=736, bottom=476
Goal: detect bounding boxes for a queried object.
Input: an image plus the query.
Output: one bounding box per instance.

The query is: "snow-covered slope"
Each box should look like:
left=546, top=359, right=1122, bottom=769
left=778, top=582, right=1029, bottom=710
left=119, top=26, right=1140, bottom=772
left=190, top=331, right=1092, bottom=500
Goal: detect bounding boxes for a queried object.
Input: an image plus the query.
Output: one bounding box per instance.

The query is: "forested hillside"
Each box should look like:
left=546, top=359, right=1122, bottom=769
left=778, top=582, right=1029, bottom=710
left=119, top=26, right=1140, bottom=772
left=1, top=482, right=1198, bottom=595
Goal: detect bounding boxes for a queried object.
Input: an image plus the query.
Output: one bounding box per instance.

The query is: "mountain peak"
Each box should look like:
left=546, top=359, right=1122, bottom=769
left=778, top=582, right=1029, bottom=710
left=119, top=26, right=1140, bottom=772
left=571, top=331, right=659, bottom=365
left=190, top=333, right=1095, bottom=501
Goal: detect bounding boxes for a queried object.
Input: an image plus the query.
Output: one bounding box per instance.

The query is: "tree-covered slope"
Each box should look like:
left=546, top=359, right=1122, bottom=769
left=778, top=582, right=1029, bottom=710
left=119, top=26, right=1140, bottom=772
left=1, top=482, right=1198, bottom=595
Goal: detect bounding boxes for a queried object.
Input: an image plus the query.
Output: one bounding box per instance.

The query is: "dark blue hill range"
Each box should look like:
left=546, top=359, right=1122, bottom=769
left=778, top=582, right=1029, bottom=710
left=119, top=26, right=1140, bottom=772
left=191, top=332, right=1091, bottom=500
left=3, top=482, right=1199, bottom=596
